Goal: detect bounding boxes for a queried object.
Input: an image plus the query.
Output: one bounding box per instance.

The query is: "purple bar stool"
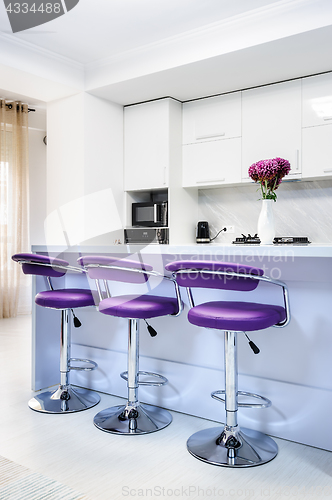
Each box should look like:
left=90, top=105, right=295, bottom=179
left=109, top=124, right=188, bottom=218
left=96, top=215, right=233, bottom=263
left=79, top=255, right=183, bottom=435
left=165, top=260, right=290, bottom=468
left=12, top=253, right=101, bottom=413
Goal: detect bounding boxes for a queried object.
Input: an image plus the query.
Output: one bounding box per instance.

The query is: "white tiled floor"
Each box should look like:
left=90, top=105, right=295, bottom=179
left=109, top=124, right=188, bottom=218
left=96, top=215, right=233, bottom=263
left=0, top=315, right=332, bottom=500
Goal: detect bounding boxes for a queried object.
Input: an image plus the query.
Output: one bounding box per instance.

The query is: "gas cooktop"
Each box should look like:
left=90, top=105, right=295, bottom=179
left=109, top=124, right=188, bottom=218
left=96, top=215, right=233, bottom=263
left=232, top=234, right=260, bottom=244
left=232, top=235, right=311, bottom=245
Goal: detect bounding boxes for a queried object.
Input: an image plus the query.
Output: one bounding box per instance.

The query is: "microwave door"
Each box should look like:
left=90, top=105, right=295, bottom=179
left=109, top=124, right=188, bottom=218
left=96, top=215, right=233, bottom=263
left=133, top=205, right=153, bottom=226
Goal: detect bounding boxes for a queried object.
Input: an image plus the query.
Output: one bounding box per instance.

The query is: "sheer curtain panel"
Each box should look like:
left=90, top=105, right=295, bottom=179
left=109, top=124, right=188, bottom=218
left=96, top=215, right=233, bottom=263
left=0, top=100, right=30, bottom=318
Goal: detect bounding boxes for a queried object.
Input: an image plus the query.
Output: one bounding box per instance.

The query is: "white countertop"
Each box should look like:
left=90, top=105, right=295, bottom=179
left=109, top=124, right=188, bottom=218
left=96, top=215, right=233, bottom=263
left=32, top=243, right=332, bottom=258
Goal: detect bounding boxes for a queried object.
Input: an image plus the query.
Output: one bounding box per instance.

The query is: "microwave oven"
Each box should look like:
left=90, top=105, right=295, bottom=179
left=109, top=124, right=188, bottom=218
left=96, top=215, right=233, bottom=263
left=132, top=201, right=168, bottom=227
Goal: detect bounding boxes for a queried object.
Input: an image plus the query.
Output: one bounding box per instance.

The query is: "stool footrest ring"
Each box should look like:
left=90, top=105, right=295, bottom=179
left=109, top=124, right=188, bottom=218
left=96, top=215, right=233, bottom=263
left=120, top=371, right=168, bottom=387
left=70, top=358, right=98, bottom=371
left=211, top=390, right=272, bottom=409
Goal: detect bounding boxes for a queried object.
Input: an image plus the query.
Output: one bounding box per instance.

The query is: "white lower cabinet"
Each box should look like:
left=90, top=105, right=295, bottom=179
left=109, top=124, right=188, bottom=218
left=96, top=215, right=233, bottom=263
left=183, top=137, right=241, bottom=187
left=302, top=124, right=332, bottom=179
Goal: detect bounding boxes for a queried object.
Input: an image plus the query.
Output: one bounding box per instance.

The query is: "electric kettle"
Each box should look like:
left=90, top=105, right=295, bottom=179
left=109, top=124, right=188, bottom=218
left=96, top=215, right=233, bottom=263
left=196, top=221, right=210, bottom=243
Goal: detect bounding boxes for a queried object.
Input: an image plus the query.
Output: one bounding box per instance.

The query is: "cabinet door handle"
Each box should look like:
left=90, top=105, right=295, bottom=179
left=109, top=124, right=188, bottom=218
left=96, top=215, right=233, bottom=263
left=323, top=117, right=332, bottom=121
left=196, top=178, right=225, bottom=183
left=195, top=132, right=226, bottom=141
left=295, top=149, right=300, bottom=171
left=323, top=169, right=332, bottom=173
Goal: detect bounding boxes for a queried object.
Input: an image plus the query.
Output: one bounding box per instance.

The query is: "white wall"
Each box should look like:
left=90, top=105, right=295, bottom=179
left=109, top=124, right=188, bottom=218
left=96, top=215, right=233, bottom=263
left=29, top=109, right=47, bottom=245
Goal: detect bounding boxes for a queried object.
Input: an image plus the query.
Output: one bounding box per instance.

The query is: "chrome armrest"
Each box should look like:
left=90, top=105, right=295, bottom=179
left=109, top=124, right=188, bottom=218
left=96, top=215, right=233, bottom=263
left=15, top=259, right=86, bottom=275
left=162, top=275, right=183, bottom=317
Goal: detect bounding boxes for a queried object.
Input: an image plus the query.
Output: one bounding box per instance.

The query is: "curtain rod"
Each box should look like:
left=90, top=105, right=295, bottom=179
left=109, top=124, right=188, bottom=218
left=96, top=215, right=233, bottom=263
left=5, top=103, right=35, bottom=112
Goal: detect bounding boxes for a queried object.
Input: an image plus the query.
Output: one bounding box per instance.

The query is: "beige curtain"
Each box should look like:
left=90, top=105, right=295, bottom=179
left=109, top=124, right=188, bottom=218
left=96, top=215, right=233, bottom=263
left=0, top=100, right=30, bottom=318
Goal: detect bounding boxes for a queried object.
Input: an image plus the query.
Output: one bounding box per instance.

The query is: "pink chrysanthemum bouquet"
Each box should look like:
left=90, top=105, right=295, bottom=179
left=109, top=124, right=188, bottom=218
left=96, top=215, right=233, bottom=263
left=248, top=157, right=291, bottom=201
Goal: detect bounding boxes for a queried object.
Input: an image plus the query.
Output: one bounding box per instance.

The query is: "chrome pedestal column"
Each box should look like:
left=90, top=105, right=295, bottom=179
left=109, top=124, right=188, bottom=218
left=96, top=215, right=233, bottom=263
left=29, top=309, right=100, bottom=413
left=187, top=331, right=278, bottom=467
left=94, top=319, right=172, bottom=434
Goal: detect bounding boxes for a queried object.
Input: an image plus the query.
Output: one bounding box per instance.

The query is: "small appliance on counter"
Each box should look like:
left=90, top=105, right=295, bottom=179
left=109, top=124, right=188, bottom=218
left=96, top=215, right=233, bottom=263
left=124, top=228, right=169, bottom=244
left=132, top=201, right=167, bottom=228
left=196, top=221, right=211, bottom=243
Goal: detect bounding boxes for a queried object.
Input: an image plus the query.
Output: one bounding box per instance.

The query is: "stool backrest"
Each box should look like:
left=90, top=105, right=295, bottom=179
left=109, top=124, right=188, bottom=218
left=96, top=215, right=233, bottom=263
left=12, top=253, right=68, bottom=278
left=78, top=255, right=153, bottom=284
left=165, top=260, right=263, bottom=291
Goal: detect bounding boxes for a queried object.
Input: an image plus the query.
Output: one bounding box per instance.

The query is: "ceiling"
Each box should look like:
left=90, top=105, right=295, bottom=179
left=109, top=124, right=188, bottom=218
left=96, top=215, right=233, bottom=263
left=1, top=0, right=332, bottom=106
left=0, top=0, right=282, bottom=65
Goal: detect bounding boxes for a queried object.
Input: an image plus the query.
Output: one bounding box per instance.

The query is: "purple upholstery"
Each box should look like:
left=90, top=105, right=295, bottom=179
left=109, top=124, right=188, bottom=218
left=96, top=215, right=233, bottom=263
left=12, top=253, right=68, bottom=278
left=188, top=301, right=286, bottom=331
left=98, top=294, right=179, bottom=319
left=165, top=260, right=263, bottom=291
left=35, top=289, right=95, bottom=309
left=78, top=255, right=152, bottom=284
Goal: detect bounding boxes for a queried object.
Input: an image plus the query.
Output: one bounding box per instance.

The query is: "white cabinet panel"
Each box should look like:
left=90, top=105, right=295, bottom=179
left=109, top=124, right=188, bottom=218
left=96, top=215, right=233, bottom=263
left=183, top=137, right=241, bottom=187
left=183, top=92, right=241, bottom=144
left=302, top=73, right=332, bottom=128
left=242, top=80, right=302, bottom=180
left=124, top=100, right=169, bottom=191
left=302, top=124, right=332, bottom=179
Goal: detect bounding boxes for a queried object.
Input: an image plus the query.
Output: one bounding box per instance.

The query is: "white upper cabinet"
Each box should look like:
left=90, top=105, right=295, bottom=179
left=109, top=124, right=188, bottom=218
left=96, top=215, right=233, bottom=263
left=302, top=125, right=332, bottom=179
left=183, top=138, right=241, bottom=187
left=182, top=92, right=241, bottom=144
left=241, top=80, right=302, bottom=181
left=124, top=99, right=171, bottom=191
left=302, top=73, right=332, bottom=128
left=302, top=73, right=332, bottom=179
left=182, top=93, right=242, bottom=187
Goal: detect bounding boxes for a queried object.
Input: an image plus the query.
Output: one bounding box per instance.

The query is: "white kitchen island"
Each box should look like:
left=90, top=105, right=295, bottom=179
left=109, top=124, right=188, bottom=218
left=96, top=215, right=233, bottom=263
left=31, top=243, right=332, bottom=452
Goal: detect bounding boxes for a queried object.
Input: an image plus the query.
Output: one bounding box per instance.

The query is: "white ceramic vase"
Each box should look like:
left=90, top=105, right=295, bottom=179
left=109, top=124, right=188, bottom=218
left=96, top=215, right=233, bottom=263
left=257, top=199, right=275, bottom=245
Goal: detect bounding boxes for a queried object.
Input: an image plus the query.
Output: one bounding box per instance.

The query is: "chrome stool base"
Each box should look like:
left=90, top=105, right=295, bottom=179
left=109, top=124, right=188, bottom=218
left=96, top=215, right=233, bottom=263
left=93, top=403, right=172, bottom=435
left=187, top=426, right=278, bottom=468
left=28, top=385, right=101, bottom=413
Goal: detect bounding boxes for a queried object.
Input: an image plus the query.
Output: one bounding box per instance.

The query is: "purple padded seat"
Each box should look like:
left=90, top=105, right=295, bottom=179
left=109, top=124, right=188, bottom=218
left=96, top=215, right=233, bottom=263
left=35, top=289, right=95, bottom=309
left=99, top=294, right=178, bottom=319
left=188, top=301, right=286, bottom=332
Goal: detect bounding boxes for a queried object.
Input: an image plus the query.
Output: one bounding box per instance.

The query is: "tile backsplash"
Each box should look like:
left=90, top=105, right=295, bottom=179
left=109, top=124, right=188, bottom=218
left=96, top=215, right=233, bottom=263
left=198, top=179, right=332, bottom=244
